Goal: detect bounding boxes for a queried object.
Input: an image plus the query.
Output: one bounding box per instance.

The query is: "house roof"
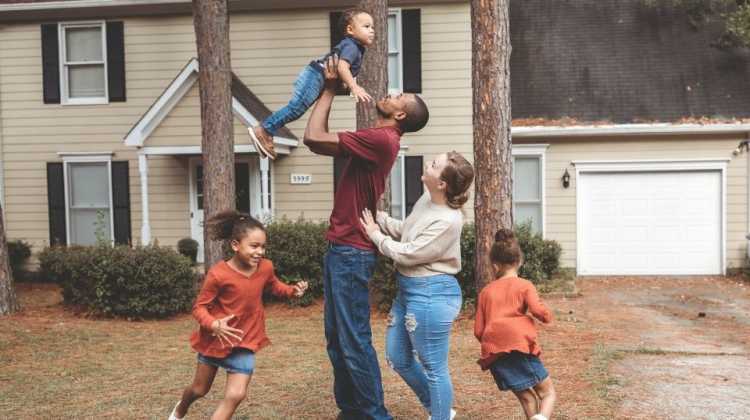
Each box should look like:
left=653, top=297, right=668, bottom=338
left=124, top=57, right=298, bottom=150
left=0, top=0, right=465, bottom=22
left=510, top=0, right=750, bottom=123
left=230, top=73, right=296, bottom=140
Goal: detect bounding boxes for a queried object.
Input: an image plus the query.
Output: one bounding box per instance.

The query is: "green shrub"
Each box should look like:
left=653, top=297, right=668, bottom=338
left=177, top=237, right=199, bottom=263
left=265, top=219, right=329, bottom=306
left=38, top=244, right=196, bottom=319
left=370, top=222, right=562, bottom=311
left=7, top=240, right=32, bottom=281
left=216, top=218, right=562, bottom=312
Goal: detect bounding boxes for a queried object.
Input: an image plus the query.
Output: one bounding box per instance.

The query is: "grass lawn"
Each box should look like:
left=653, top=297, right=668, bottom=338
left=0, top=283, right=613, bottom=419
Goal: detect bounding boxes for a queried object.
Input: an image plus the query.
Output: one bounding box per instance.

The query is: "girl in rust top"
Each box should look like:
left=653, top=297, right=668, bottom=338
left=474, top=229, right=556, bottom=420
left=168, top=211, right=308, bottom=420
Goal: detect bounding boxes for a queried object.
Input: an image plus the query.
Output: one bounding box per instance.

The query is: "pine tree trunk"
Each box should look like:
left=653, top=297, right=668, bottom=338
left=356, top=0, right=390, bottom=211
left=471, top=0, right=513, bottom=291
left=193, top=0, right=235, bottom=270
left=0, top=204, right=20, bottom=315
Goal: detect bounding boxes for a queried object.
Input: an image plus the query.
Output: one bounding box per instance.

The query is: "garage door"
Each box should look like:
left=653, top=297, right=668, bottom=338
left=578, top=171, right=722, bottom=275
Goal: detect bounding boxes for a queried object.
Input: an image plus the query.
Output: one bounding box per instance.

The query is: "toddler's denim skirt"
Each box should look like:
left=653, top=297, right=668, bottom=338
left=489, top=351, right=549, bottom=391
left=197, top=348, right=255, bottom=375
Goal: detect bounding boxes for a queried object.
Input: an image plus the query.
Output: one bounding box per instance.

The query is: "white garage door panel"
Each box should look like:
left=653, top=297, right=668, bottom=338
left=579, top=171, right=722, bottom=275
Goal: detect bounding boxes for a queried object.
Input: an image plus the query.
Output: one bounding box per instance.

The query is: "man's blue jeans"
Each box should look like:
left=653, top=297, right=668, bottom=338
left=262, top=65, right=324, bottom=135
left=385, top=273, right=462, bottom=420
left=324, top=244, right=391, bottom=420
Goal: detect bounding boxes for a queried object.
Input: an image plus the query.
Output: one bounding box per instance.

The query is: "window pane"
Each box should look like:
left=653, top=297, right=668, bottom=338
left=196, top=165, right=203, bottom=210
left=390, top=158, right=404, bottom=219
left=68, top=65, right=105, bottom=98
left=65, top=27, right=103, bottom=62
left=515, top=203, right=542, bottom=233
left=514, top=157, right=541, bottom=201
left=69, top=163, right=109, bottom=207
left=387, top=15, right=398, bottom=51
left=388, top=54, right=400, bottom=91
left=70, top=208, right=110, bottom=245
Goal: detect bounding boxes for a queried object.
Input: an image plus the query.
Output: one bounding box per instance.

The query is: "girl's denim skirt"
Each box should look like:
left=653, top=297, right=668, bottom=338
left=197, top=348, right=255, bottom=375
left=489, top=351, right=549, bottom=391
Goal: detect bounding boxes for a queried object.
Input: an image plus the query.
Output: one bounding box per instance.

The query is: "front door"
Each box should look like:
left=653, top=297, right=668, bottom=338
left=189, top=157, right=260, bottom=263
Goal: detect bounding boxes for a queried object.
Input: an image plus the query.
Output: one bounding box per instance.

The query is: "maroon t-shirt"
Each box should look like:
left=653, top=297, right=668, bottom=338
left=326, top=126, right=402, bottom=250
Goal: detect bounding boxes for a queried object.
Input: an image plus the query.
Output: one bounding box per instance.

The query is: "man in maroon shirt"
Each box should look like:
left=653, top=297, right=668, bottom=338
left=304, top=60, right=429, bottom=420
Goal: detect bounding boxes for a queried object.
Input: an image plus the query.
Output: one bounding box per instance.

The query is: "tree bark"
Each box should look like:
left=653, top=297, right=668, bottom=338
left=193, top=0, right=235, bottom=270
left=471, top=0, right=513, bottom=291
left=356, top=0, right=390, bottom=211
left=0, top=204, right=20, bottom=315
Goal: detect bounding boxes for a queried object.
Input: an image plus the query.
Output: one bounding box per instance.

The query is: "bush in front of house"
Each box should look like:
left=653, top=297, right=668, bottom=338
left=213, top=218, right=562, bottom=311
left=177, top=237, right=199, bottom=264
left=265, top=218, right=329, bottom=306
left=7, top=240, right=32, bottom=281
left=370, top=222, right=563, bottom=311
left=38, top=244, right=196, bottom=319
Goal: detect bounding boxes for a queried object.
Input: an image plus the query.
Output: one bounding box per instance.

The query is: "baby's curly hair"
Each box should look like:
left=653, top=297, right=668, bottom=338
left=338, top=8, right=370, bottom=35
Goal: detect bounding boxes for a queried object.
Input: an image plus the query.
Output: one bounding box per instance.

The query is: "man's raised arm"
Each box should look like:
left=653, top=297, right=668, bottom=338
left=303, top=57, right=341, bottom=157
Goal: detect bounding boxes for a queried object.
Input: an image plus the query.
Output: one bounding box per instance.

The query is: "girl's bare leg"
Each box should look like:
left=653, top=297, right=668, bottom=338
left=175, top=362, right=218, bottom=417
left=512, top=388, right=539, bottom=419
left=532, top=377, right=556, bottom=419
left=210, top=372, right=253, bottom=420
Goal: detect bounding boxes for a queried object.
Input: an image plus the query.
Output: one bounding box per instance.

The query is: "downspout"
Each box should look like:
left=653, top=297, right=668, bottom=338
left=746, top=132, right=750, bottom=260
left=0, top=29, right=6, bottom=218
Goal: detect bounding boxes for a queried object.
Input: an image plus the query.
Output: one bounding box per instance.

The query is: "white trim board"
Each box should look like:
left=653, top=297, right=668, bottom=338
left=124, top=57, right=298, bottom=149
left=513, top=124, right=750, bottom=138
left=140, top=145, right=291, bottom=156
left=574, top=158, right=727, bottom=275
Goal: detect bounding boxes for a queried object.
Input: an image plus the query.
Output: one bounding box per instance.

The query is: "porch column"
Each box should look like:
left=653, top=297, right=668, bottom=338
left=260, top=157, right=270, bottom=219
left=138, top=154, right=151, bottom=244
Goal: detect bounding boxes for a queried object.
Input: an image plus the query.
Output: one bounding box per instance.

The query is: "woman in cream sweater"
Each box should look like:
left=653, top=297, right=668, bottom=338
left=360, top=151, right=474, bottom=420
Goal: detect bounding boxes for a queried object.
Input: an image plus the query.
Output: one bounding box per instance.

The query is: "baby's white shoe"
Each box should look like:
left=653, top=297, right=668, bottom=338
left=427, top=408, right=456, bottom=420
left=530, top=415, right=548, bottom=420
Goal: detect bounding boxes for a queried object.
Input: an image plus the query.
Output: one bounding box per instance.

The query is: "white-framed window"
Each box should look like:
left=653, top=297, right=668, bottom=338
left=387, top=8, right=403, bottom=94
left=512, top=144, right=549, bottom=235
left=390, top=154, right=406, bottom=218
left=59, top=21, right=108, bottom=105
left=62, top=154, right=114, bottom=245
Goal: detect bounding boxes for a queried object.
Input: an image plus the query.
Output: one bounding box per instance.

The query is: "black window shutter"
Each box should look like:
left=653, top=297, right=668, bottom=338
left=41, top=24, right=60, bottom=104
left=106, top=21, right=126, bottom=102
left=404, top=156, right=424, bottom=216
left=235, top=162, right=250, bottom=214
left=329, top=11, right=350, bottom=96
left=111, top=161, right=131, bottom=245
left=401, top=9, right=422, bottom=94
left=46, top=162, right=66, bottom=245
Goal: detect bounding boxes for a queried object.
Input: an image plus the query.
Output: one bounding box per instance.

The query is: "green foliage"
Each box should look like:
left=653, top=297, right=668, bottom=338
left=370, top=222, right=563, bottom=312
left=7, top=240, right=32, bottom=281
left=38, top=244, right=196, bottom=319
left=264, top=219, right=329, bottom=306
left=727, top=3, right=750, bottom=47
left=214, top=218, right=563, bottom=312
left=177, top=237, right=199, bottom=263
left=643, top=0, right=750, bottom=48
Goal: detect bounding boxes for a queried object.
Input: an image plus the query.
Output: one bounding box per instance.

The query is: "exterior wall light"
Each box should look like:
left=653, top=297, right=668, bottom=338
left=562, top=168, right=570, bottom=189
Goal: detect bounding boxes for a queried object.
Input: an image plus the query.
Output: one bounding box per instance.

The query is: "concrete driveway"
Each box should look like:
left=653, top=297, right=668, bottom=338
left=570, top=276, right=750, bottom=419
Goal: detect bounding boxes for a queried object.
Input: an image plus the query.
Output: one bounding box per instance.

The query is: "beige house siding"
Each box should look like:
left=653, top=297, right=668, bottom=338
left=516, top=135, right=748, bottom=269
left=2, top=4, right=748, bottom=274
left=0, top=3, right=473, bottom=251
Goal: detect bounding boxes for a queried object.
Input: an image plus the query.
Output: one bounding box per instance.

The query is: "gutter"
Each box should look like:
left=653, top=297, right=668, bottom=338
left=512, top=123, right=750, bottom=138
